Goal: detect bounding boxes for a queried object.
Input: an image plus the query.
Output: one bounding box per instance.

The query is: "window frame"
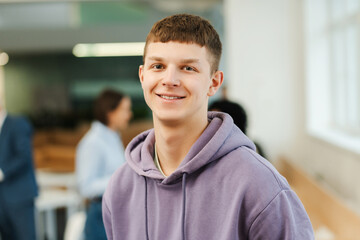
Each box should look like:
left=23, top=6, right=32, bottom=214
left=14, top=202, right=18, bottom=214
left=304, top=0, right=360, bottom=155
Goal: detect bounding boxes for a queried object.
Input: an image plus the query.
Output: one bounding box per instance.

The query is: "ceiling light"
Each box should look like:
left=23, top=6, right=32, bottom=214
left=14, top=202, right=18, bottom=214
left=0, top=52, right=9, bottom=66
left=73, top=42, right=145, bottom=57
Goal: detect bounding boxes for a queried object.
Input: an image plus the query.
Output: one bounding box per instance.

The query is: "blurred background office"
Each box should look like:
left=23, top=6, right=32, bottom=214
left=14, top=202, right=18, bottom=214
left=0, top=0, right=360, bottom=239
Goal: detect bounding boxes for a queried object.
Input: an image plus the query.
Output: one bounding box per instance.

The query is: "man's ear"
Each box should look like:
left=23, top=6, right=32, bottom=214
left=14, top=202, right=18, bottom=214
left=208, top=70, right=224, bottom=96
left=139, top=65, right=144, bottom=84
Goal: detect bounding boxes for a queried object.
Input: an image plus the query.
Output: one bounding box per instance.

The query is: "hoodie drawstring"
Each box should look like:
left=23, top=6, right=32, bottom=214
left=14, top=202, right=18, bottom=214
left=143, top=173, right=188, bottom=240
left=181, top=173, right=188, bottom=240
left=144, top=176, right=149, bottom=240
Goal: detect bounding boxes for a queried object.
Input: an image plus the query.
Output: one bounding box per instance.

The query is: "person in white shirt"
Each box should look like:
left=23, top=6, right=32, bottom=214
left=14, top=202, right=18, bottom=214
left=76, top=89, right=132, bottom=240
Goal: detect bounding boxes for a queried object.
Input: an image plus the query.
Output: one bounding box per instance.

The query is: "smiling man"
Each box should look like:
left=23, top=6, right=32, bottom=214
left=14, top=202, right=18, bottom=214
left=102, top=14, right=314, bottom=240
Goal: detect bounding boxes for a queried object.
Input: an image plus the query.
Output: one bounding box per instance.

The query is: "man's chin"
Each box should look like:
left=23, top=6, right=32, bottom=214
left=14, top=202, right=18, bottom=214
left=154, top=112, right=184, bottom=126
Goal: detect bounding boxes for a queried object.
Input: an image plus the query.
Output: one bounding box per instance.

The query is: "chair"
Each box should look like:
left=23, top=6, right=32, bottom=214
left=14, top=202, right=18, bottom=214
left=63, top=211, right=86, bottom=240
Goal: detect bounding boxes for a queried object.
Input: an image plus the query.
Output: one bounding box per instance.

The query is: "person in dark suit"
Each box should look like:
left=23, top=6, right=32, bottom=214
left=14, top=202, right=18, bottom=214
left=0, top=100, right=38, bottom=240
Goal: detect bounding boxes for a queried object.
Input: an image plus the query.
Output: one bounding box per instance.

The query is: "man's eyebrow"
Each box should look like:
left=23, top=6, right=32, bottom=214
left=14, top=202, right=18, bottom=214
left=180, top=58, right=200, bottom=64
left=147, top=56, right=163, bottom=61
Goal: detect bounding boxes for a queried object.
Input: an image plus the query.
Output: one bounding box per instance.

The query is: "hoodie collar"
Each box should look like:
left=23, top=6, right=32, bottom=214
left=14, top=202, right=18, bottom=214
left=126, top=112, right=256, bottom=184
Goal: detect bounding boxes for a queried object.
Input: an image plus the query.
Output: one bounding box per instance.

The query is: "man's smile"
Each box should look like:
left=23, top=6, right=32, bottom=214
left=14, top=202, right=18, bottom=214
left=156, top=94, right=185, bottom=100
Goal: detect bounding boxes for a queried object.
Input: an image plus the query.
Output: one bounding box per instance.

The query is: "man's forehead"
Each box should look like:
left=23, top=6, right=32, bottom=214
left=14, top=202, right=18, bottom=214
left=144, top=41, right=210, bottom=60
left=147, top=55, right=200, bottom=63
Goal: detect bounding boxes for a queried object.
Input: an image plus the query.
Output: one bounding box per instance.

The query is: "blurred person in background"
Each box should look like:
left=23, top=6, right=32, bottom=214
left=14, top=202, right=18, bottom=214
left=208, top=96, right=267, bottom=159
left=0, top=99, right=38, bottom=240
left=76, top=89, right=132, bottom=240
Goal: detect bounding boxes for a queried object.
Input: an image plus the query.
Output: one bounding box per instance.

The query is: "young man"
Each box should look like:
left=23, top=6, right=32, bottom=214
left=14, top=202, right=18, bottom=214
left=102, top=14, right=314, bottom=239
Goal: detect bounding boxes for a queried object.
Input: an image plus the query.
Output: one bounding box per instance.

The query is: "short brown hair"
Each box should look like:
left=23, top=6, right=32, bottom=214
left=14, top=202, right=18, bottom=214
left=144, top=14, right=222, bottom=74
left=94, top=89, right=125, bottom=126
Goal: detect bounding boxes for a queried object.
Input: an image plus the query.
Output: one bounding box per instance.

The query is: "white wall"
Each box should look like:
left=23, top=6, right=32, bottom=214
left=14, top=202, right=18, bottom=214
left=224, top=0, right=303, bottom=161
left=224, top=0, right=360, bottom=213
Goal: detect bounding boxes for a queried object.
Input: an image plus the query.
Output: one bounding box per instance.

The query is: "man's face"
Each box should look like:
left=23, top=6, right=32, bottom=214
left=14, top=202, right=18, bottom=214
left=139, top=41, right=223, bottom=125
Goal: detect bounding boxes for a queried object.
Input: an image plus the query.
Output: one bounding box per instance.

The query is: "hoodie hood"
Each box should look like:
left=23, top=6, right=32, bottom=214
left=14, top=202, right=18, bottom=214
left=126, top=111, right=256, bottom=184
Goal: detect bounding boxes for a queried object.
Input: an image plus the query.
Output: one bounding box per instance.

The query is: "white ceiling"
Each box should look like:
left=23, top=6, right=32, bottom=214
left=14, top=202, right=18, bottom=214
left=0, top=0, right=223, bottom=54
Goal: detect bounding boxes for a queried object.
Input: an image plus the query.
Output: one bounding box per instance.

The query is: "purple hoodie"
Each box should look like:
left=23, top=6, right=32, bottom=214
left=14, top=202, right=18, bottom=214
left=103, top=112, right=314, bottom=239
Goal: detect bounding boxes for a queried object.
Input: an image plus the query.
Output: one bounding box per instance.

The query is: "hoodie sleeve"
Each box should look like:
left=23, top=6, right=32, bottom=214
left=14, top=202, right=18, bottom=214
left=248, top=190, right=314, bottom=239
left=102, top=179, right=113, bottom=240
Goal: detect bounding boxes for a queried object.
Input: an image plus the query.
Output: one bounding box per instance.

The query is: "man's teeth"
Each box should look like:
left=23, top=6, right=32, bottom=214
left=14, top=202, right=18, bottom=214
left=160, top=95, right=182, bottom=100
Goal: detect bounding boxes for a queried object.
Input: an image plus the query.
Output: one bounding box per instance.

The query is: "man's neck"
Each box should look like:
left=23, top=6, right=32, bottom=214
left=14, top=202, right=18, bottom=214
left=154, top=115, right=208, bottom=176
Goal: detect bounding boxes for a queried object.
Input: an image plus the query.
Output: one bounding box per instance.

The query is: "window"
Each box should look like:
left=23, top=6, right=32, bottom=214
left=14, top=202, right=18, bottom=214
left=305, top=0, right=360, bottom=154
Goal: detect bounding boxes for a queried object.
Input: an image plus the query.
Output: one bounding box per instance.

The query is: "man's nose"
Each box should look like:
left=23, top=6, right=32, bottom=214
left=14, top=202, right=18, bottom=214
left=162, top=66, right=180, bottom=87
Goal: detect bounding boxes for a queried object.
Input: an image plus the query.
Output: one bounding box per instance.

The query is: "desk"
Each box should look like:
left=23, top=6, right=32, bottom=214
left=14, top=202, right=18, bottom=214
left=36, top=170, right=77, bottom=189
left=35, top=171, right=83, bottom=240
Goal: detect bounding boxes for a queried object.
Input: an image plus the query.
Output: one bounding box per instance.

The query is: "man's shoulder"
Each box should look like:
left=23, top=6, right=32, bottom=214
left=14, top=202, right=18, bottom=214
left=5, top=115, right=32, bottom=131
left=107, top=163, right=141, bottom=191
left=111, top=163, right=138, bottom=182
left=104, top=163, right=141, bottom=202
left=216, top=146, right=290, bottom=191
left=213, top=147, right=295, bottom=223
left=6, top=115, right=27, bottom=123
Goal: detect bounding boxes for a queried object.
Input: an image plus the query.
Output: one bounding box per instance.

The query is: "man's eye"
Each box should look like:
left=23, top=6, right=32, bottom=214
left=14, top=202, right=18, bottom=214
left=183, top=66, right=195, bottom=71
left=152, top=64, right=163, bottom=70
